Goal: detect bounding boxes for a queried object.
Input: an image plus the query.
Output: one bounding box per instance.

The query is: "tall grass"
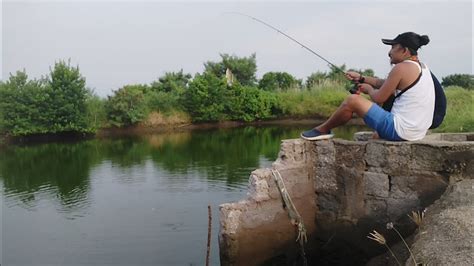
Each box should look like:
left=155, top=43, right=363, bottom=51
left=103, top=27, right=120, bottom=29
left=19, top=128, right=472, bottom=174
left=276, top=81, right=348, bottom=118
left=434, top=86, right=474, bottom=132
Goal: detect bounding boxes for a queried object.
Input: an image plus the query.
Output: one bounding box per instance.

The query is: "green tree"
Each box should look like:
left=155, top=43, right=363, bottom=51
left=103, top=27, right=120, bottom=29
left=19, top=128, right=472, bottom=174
left=204, top=53, right=257, bottom=86
left=0, top=71, right=51, bottom=135
left=442, top=74, right=474, bottom=90
left=47, top=60, right=90, bottom=132
left=105, top=84, right=149, bottom=127
left=183, top=72, right=228, bottom=122
left=150, top=69, right=192, bottom=93
left=258, top=72, right=301, bottom=91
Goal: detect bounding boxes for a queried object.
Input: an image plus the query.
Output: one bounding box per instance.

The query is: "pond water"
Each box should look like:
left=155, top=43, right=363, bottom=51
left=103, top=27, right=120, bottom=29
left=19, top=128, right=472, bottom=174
left=0, top=124, right=365, bottom=265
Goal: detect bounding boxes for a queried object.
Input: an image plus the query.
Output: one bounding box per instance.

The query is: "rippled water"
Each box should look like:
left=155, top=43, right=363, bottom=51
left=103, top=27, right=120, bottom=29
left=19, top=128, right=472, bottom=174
left=0, top=125, right=365, bottom=265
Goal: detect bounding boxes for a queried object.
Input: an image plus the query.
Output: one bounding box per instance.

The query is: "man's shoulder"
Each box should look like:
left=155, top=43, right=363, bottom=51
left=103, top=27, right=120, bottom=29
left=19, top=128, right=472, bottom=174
left=393, top=61, right=420, bottom=74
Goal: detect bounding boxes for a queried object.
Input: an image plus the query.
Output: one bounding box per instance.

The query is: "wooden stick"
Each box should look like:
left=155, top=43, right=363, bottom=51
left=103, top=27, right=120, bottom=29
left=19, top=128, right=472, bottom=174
left=206, top=205, right=212, bottom=266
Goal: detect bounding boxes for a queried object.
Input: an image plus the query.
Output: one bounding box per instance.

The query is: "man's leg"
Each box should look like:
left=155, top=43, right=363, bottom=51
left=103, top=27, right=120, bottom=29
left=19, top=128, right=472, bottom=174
left=316, top=94, right=373, bottom=133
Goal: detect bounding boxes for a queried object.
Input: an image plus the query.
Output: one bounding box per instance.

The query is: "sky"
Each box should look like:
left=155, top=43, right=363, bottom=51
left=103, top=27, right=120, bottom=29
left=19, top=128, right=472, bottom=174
left=2, top=0, right=473, bottom=97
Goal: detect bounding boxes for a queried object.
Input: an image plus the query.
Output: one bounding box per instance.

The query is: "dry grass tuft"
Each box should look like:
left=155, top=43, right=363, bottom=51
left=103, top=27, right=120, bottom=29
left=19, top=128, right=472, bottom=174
left=367, top=230, right=401, bottom=266
left=408, top=210, right=425, bottom=227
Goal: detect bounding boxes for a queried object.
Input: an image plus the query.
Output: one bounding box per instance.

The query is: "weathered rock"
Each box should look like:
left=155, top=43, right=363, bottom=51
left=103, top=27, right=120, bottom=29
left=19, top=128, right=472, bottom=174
left=407, top=179, right=474, bottom=266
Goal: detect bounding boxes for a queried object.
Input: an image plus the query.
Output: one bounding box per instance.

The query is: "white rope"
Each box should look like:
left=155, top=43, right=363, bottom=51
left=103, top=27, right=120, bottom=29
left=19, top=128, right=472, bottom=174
left=271, top=169, right=308, bottom=244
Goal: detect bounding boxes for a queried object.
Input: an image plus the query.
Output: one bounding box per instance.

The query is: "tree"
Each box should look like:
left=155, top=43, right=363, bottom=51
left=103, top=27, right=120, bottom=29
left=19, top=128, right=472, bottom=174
left=0, top=71, right=50, bottom=135
left=0, top=62, right=91, bottom=136
left=150, top=69, right=192, bottom=93
left=204, top=53, right=257, bottom=86
left=47, top=60, right=89, bottom=132
left=258, top=72, right=300, bottom=91
left=442, top=74, right=474, bottom=90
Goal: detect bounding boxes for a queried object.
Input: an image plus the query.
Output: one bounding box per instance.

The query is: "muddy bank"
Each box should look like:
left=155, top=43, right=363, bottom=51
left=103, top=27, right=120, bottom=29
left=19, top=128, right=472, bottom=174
left=97, top=117, right=365, bottom=137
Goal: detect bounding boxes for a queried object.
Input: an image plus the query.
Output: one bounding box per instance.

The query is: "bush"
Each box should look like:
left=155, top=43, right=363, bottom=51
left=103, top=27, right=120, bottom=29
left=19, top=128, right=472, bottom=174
left=441, top=74, right=474, bottom=90
left=183, top=73, right=228, bottom=122
left=226, top=85, right=277, bottom=122
left=85, top=91, right=107, bottom=130
left=105, top=85, right=149, bottom=127
left=145, top=90, right=182, bottom=114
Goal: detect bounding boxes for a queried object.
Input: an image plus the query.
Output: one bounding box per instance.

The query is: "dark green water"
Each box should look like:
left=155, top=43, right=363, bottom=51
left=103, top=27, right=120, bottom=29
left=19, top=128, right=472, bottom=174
left=0, top=125, right=365, bottom=265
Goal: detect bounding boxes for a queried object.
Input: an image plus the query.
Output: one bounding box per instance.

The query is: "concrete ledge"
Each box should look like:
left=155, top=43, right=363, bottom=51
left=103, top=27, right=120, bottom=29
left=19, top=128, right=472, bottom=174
left=219, top=132, right=474, bottom=265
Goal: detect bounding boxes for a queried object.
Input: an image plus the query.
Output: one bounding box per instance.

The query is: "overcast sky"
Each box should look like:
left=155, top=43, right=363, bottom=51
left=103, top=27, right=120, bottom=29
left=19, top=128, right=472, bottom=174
left=2, top=0, right=473, bottom=97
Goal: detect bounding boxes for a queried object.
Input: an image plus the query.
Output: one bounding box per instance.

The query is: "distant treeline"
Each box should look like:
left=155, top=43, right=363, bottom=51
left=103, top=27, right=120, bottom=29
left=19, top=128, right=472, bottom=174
left=0, top=55, right=473, bottom=137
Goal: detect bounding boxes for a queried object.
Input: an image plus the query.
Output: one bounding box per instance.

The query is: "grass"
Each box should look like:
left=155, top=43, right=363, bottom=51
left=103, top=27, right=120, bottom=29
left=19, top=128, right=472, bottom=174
left=141, top=110, right=191, bottom=127
left=275, top=81, right=348, bottom=118
left=433, top=86, right=474, bottom=133
left=274, top=83, right=473, bottom=134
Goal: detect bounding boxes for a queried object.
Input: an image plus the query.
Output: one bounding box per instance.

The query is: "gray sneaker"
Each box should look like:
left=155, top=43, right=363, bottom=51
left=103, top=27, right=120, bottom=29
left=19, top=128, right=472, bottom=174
left=300, top=129, right=334, bottom=141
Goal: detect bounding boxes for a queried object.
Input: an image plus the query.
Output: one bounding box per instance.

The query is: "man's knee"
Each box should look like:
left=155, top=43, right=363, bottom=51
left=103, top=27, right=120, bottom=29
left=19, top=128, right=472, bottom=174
left=345, top=94, right=363, bottom=108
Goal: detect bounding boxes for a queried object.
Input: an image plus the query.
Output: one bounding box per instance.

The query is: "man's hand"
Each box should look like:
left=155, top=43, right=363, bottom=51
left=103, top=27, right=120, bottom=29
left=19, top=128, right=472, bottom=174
left=345, top=71, right=362, bottom=82
left=357, top=83, right=374, bottom=94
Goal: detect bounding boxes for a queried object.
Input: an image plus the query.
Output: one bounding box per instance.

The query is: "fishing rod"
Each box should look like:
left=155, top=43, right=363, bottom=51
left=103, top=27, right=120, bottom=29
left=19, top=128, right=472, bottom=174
left=227, top=12, right=360, bottom=94
left=227, top=12, right=346, bottom=75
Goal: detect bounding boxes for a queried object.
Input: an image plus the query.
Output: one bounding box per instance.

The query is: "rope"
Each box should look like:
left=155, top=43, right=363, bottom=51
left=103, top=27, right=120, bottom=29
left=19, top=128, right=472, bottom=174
left=271, top=169, right=308, bottom=265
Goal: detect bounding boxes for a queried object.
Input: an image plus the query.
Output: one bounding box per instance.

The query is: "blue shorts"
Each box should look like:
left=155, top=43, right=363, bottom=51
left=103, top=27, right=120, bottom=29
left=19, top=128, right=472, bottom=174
left=363, top=104, right=404, bottom=141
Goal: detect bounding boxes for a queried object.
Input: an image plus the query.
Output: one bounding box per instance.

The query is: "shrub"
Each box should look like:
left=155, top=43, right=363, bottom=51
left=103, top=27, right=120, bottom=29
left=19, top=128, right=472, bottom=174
left=105, top=85, right=149, bottom=127
left=226, top=85, right=277, bottom=122
left=183, top=73, right=228, bottom=122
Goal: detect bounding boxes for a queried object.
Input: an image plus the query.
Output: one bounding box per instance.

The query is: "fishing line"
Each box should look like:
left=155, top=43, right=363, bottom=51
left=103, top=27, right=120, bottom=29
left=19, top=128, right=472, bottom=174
left=225, top=12, right=346, bottom=74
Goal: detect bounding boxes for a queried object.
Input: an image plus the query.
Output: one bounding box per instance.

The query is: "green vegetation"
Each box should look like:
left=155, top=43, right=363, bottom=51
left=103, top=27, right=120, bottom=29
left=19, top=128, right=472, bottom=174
left=105, top=84, right=149, bottom=127
left=441, top=74, right=474, bottom=90
left=259, top=72, right=301, bottom=91
left=0, top=61, right=92, bottom=136
left=0, top=54, right=472, bottom=137
left=433, top=86, right=474, bottom=132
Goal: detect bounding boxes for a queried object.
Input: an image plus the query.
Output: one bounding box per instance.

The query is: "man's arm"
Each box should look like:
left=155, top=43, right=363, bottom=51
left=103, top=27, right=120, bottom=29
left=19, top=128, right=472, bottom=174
left=363, top=76, right=385, bottom=89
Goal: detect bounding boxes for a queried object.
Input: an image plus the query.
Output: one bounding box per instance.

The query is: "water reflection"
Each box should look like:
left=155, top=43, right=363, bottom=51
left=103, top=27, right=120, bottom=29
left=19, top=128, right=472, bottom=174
left=0, top=124, right=367, bottom=265
left=0, top=125, right=365, bottom=212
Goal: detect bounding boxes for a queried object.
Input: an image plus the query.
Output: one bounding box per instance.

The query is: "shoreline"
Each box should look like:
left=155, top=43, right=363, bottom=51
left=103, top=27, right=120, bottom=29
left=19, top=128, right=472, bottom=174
left=0, top=117, right=365, bottom=146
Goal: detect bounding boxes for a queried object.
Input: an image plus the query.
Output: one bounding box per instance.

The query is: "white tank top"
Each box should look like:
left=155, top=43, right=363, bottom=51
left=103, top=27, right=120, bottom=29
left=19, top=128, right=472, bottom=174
left=391, top=60, right=435, bottom=141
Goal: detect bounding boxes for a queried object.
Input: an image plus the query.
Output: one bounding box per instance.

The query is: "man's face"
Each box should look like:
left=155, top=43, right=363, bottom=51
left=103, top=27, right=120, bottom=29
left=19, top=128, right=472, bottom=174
left=388, top=44, right=407, bottom=65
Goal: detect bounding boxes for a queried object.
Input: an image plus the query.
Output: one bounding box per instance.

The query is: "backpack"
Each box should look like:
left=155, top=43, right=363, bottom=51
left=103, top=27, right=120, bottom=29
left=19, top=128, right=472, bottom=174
left=382, top=71, right=446, bottom=129
left=429, top=72, right=447, bottom=129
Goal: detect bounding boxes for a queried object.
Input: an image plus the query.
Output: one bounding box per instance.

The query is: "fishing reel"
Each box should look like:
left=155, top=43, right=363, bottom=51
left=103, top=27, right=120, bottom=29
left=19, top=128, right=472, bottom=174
left=348, top=75, right=364, bottom=94
left=349, top=82, right=360, bottom=94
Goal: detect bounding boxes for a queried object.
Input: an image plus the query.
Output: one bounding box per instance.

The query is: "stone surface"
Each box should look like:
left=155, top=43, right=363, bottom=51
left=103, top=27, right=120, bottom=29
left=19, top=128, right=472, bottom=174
left=363, top=172, right=389, bottom=198
left=408, top=179, right=474, bottom=266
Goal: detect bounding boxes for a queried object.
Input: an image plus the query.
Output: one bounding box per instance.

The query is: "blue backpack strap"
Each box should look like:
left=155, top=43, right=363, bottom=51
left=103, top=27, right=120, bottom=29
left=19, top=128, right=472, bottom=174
left=430, top=72, right=447, bottom=129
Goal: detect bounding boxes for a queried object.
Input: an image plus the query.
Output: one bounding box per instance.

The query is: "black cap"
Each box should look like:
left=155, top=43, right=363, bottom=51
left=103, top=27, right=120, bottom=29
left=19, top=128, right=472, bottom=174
left=382, top=32, right=430, bottom=51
